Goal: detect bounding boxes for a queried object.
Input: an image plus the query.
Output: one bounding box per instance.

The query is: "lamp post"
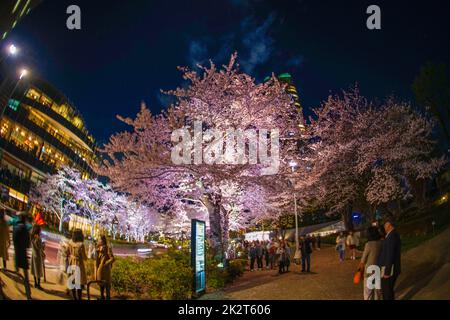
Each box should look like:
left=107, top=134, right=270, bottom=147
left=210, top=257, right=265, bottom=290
left=1, top=68, right=28, bottom=119
left=112, top=216, right=119, bottom=240
left=289, top=161, right=301, bottom=262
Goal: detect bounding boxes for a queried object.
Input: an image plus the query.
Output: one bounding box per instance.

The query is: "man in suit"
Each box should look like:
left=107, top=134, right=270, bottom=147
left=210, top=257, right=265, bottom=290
left=300, top=236, right=313, bottom=273
left=378, top=218, right=401, bottom=300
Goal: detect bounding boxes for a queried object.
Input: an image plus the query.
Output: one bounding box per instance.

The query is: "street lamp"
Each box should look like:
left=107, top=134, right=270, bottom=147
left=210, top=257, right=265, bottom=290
left=19, top=68, right=28, bottom=79
left=289, top=161, right=301, bottom=262
left=8, top=44, right=18, bottom=56
left=0, top=44, right=19, bottom=65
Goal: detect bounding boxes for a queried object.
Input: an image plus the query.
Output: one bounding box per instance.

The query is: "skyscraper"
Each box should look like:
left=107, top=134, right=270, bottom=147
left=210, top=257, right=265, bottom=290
left=264, top=73, right=305, bottom=130
left=0, top=0, right=42, bottom=42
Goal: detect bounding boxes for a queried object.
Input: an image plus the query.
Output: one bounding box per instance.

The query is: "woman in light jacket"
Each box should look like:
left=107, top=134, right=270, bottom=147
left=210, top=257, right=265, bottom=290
left=68, top=229, right=88, bottom=300
left=95, top=235, right=115, bottom=300
left=359, top=226, right=382, bottom=300
left=30, top=224, right=45, bottom=289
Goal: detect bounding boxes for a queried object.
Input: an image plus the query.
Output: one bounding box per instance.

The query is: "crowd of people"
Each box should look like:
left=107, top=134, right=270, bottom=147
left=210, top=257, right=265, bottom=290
left=0, top=208, right=115, bottom=300
left=0, top=165, right=31, bottom=193
left=1, top=207, right=402, bottom=301
left=231, top=235, right=322, bottom=275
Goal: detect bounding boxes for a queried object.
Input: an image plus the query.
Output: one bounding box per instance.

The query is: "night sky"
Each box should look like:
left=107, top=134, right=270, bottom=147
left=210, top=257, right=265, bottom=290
left=6, top=0, right=450, bottom=145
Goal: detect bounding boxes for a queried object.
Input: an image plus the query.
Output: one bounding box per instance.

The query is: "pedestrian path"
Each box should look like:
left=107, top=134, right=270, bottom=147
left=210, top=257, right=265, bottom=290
left=0, top=256, right=101, bottom=300
left=202, top=246, right=363, bottom=300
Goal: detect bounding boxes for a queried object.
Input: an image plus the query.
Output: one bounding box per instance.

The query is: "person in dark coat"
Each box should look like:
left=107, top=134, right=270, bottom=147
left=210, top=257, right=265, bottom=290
left=255, top=241, right=263, bottom=271
left=12, top=212, right=31, bottom=299
left=378, top=218, right=401, bottom=300
left=300, top=236, right=313, bottom=272
left=249, top=243, right=257, bottom=271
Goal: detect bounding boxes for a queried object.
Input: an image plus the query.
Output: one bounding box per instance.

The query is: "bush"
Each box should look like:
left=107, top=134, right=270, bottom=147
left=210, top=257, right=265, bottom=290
left=206, top=258, right=247, bottom=290
left=111, top=250, right=193, bottom=299
left=227, top=259, right=247, bottom=280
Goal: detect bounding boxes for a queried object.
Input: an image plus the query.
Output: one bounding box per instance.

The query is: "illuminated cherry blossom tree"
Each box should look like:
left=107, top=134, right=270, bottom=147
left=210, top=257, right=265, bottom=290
left=295, top=88, right=446, bottom=227
left=98, top=53, right=303, bottom=261
left=30, top=166, right=81, bottom=232
left=31, top=166, right=157, bottom=241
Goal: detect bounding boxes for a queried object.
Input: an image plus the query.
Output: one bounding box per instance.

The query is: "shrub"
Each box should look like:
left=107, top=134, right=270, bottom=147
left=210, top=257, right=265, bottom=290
left=111, top=250, right=193, bottom=299
left=206, top=258, right=247, bottom=290
left=227, top=259, right=247, bottom=280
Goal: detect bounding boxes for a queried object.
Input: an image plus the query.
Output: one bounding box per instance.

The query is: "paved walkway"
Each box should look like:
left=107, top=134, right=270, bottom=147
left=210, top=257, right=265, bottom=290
left=0, top=254, right=101, bottom=300
left=202, top=246, right=363, bottom=300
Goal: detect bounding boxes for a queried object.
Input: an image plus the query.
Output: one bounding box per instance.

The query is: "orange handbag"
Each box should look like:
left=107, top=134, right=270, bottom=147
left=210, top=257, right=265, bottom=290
left=353, top=268, right=363, bottom=284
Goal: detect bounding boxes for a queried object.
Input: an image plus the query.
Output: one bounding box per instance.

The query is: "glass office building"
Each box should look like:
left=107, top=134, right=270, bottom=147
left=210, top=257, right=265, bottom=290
left=0, top=73, right=97, bottom=210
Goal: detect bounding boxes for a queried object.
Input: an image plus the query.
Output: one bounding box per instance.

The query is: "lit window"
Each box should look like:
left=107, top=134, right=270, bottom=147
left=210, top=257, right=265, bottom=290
left=26, top=88, right=41, bottom=101
left=39, top=95, right=53, bottom=107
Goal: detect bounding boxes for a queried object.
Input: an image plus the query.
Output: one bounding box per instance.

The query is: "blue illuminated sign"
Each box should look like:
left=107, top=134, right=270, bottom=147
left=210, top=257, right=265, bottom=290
left=8, top=99, right=20, bottom=111
left=191, top=219, right=206, bottom=294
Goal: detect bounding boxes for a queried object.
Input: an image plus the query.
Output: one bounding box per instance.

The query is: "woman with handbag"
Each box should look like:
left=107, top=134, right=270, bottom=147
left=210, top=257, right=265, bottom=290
left=359, top=226, right=382, bottom=300
left=95, top=235, right=115, bottom=300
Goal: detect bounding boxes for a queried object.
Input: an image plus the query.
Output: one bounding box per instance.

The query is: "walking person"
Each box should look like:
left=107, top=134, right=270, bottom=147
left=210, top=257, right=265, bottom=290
left=336, top=232, right=346, bottom=262
left=284, top=242, right=291, bottom=272
left=87, top=239, right=97, bottom=260
left=12, top=211, right=31, bottom=299
left=249, top=242, right=257, bottom=272
left=346, top=231, right=357, bottom=260
left=0, top=210, right=10, bottom=269
left=68, top=229, right=88, bottom=300
left=264, top=241, right=270, bottom=270
left=378, top=219, right=401, bottom=300
left=95, top=235, right=115, bottom=300
left=268, top=240, right=276, bottom=270
left=359, top=226, right=382, bottom=300
left=276, top=242, right=286, bottom=274
left=30, top=224, right=45, bottom=290
left=56, top=231, right=70, bottom=296
left=255, top=241, right=263, bottom=271
left=311, top=235, right=316, bottom=251
left=316, top=234, right=321, bottom=251
left=300, top=236, right=313, bottom=273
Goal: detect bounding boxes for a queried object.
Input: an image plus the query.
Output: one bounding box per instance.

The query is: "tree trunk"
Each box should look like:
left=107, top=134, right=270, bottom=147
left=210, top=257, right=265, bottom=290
left=201, top=193, right=224, bottom=263
left=222, top=209, right=230, bottom=260
left=342, top=204, right=354, bottom=231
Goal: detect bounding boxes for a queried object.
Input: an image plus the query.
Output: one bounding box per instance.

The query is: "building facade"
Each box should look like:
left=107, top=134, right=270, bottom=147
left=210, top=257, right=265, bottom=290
left=0, top=72, right=97, bottom=210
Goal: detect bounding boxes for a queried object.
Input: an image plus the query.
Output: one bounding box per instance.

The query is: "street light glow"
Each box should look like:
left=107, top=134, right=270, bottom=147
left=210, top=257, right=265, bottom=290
left=19, top=68, right=28, bottom=79
left=8, top=44, right=18, bottom=55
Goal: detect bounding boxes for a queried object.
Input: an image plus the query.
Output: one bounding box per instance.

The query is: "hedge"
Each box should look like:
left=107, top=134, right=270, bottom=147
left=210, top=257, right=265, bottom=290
left=111, top=250, right=193, bottom=300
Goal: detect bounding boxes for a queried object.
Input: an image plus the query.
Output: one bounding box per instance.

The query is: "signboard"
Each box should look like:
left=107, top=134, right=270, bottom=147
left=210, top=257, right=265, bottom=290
left=8, top=99, right=20, bottom=111
left=191, top=219, right=206, bottom=294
